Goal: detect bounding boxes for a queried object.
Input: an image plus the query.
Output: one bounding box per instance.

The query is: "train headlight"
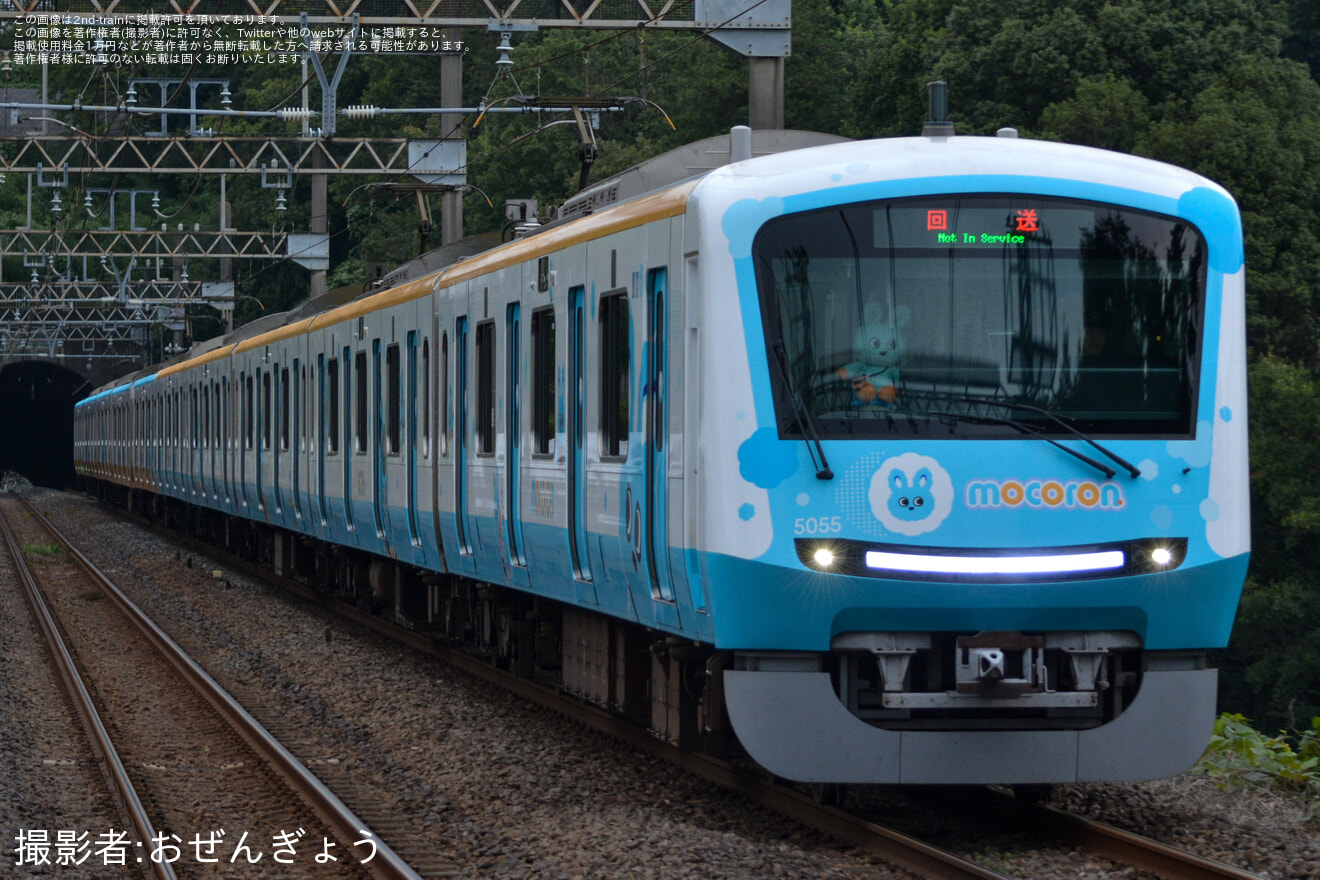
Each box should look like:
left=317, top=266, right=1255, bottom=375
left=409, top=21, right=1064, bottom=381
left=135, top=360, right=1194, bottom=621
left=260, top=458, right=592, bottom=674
left=864, top=549, right=1125, bottom=575
left=813, top=547, right=836, bottom=568
left=1151, top=547, right=1173, bottom=566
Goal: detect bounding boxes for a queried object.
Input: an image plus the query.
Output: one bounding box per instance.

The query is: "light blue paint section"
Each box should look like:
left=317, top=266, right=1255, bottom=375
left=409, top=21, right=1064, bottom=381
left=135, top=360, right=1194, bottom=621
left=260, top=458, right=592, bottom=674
left=1179, top=186, right=1244, bottom=273
left=700, top=552, right=1249, bottom=652
left=1167, top=421, right=1214, bottom=469
left=738, top=426, right=799, bottom=489
left=722, top=197, right=785, bottom=259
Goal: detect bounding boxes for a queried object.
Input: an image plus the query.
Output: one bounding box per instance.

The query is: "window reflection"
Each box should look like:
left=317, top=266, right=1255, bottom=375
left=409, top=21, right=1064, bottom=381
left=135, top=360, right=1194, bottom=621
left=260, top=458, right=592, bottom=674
left=754, top=195, right=1204, bottom=437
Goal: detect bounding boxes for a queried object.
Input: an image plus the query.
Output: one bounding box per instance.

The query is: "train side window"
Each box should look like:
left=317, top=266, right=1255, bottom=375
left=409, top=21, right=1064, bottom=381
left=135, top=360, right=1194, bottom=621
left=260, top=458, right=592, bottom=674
left=281, top=366, right=291, bottom=451
left=354, top=350, right=368, bottom=454
left=531, top=306, right=556, bottom=456
left=475, top=320, right=495, bottom=455
left=386, top=342, right=401, bottom=456
left=440, top=333, right=449, bottom=457
left=599, top=292, right=630, bottom=460
left=422, top=338, right=431, bottom=459
left=327, top=358, right=340, bottom=455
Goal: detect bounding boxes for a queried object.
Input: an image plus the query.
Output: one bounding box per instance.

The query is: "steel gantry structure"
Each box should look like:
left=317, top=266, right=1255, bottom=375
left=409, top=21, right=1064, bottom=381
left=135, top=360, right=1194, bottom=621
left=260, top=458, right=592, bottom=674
left=0, top=0, right=790, bottom=376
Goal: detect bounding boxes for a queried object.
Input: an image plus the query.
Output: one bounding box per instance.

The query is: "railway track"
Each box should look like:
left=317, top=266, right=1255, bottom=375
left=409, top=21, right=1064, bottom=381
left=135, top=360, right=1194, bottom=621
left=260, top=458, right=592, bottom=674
left=331, top=592, right=1275, bottom=880
left=96, top=496, right=1276, bottom=880
left=0, top=494, right=428, bottom=880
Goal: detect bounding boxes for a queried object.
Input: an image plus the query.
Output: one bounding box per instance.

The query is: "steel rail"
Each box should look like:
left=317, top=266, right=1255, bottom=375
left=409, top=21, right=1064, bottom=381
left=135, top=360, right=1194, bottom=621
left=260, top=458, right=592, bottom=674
left=16, top=496, right=424, bottom=880
left=272, top=577, right=1012, bottom=880
left=0, top=496, right=175, bottom=880
left=956, top=782, right=1271, bottom=880
left=1027, top=799, right=1268, bottom=880
left=110, top=501, right=1273, bottom=880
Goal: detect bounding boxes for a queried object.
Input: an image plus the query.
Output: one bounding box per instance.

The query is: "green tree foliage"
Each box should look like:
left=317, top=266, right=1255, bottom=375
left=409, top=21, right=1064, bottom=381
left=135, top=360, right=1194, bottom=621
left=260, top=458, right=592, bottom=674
left=1283, top=0, right=1320, bottom=76
left=1197, top=713, right=1320, bottom=812
left=853, top=0, right=1290, bottom=135
left=1038, top=76, right=1150, bottom=152
left=1214, top=359, right=1320, bottom=726
left=7, top=0, right=1320, bottom=731
left=1141, top=57, right=1320, bottom=362
left=846, top=0, right=1320, bottom=731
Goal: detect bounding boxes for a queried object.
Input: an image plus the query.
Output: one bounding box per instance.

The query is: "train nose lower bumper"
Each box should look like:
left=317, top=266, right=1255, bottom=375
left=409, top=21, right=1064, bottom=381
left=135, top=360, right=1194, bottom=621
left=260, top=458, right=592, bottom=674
left=723, top=655, right=1216, bottom=784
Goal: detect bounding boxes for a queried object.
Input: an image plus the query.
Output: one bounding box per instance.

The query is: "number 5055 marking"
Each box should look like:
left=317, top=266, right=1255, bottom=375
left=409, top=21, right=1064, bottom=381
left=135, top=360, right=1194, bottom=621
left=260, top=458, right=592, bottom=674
left=794, top=516, right=842, bottom=536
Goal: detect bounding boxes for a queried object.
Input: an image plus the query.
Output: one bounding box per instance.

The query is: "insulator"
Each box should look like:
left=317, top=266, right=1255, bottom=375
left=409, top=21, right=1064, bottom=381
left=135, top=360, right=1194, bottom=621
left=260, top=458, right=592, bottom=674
left=221, top=84, right=232, bottom=106
left=276, top=190, right=287, bottom=212
left=50, top=190, right=62, bottom=213
left=343, top=105, right=380, bottom=120
left=276, top=108, right=314, bottom=121
left=495, top=31, right=514, bottom=70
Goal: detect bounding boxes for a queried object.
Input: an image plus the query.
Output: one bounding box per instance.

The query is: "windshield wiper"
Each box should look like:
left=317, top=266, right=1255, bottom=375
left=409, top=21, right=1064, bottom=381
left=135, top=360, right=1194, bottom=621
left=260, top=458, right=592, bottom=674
left=936, top=410, right=1117, bottom=480
left=958, top=396, right=1140, bottom=479
left=770, top=340, right=833, bottom=480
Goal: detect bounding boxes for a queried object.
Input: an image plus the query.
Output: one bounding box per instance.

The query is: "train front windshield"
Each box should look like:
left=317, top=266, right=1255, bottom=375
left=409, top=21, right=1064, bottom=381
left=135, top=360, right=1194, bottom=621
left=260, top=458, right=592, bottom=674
left=754, top=194, right=1206, bottom=438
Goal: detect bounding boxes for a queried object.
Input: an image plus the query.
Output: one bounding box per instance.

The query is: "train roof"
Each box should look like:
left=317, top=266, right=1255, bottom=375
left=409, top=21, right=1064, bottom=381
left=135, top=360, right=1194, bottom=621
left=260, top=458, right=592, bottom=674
left=695, top=134, right=1230, bottom=205
left=87, top=131, right=1234, bottom=397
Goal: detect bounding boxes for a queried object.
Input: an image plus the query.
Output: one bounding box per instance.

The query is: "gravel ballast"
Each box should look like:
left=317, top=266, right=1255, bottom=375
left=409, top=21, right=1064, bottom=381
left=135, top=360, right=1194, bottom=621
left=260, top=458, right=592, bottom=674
left=16, top=485, right=1320, bottom=879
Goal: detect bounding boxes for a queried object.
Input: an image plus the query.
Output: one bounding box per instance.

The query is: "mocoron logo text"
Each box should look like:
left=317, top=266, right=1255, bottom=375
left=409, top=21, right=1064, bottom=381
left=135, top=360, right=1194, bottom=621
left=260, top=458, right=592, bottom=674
left=965, top=479, right=1124, bottom=510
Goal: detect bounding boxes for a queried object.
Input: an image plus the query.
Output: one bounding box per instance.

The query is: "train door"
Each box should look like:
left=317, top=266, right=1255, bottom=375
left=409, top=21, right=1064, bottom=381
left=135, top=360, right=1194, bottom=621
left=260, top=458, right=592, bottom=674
left=645, top=268, right=675, bottom=602
left=196, top=384, right=206, bottom=498
left=373, top=340, right=387, bottom=542
left=434, top=307, right=461, bottom=574
left=292, top=359, right=302, bottom=522
left=568, top=285, right=594, bottom=590
left=505, top=303, right=526, bottom=568
left=241, top=372, right=252, bottom=511
left=258, top=367, right=269, bottom=514
left=198, top=384, right=207, bottom=499
left=222, top=377, right=232, bottom=508
left=317, top=353, right=330, bottom=527
left=190, top=384, right=200, bottom=498
left=274, top=365, right=284, bottom=515
left=209, top=380, right=219, bottom=501
left=384, top=336, right=409, bottom=556
left=343, top=345, right=356, bottom=534
left=454, top=316, right=472, bottom=555
left=406, top=331, right=422, bottom=549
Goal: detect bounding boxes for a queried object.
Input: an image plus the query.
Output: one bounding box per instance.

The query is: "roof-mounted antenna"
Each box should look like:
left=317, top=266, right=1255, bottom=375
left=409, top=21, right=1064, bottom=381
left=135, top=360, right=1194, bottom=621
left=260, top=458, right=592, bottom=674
left=923, top=80, right=955, bottom=137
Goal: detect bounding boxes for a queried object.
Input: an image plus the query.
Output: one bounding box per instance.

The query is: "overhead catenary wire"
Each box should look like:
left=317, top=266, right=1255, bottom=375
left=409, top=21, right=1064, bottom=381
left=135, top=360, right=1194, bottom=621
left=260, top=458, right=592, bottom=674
left=17, top=4, right=765, bottom=318
left=475, top=0, right=769, bottom=164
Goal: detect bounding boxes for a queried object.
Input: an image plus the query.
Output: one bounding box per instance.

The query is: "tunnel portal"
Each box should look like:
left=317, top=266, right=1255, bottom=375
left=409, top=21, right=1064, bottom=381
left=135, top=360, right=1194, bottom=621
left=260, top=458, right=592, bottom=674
left=0, top=361, right=91, bottom=490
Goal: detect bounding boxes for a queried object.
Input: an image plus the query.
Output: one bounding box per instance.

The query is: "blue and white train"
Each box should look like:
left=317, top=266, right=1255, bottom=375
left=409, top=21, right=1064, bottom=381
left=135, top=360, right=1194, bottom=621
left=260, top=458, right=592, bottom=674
left=76, top=126, right=1248, bottom=785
